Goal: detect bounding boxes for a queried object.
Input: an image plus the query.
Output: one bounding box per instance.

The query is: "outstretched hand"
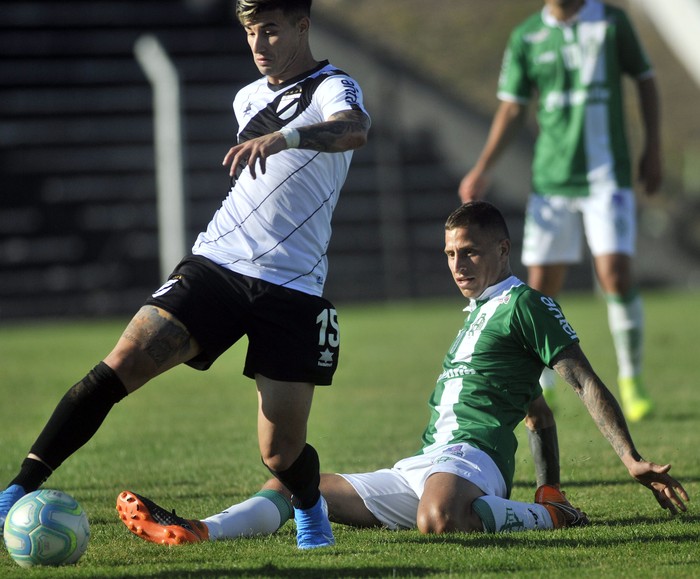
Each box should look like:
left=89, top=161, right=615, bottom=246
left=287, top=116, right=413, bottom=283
left=627, top=461, right=689, bottom=514
left=223, top=132, right=288, bottom=179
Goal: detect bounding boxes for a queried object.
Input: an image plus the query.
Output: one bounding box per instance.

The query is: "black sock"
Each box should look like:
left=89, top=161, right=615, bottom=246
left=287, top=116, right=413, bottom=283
left=9, top=458, right=52, bottom=493
left=18, top=362, right=128, bottom=486
left=267, top=443, right=321, bottom=510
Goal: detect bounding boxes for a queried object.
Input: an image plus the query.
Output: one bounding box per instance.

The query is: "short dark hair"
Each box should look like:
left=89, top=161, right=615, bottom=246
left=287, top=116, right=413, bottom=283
left=236, top=0, right=312, bottom=24
left=445, top=201, right=510, bottom=241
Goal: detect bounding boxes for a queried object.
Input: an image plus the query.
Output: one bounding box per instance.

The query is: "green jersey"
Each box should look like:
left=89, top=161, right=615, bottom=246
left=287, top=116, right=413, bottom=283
left=498, top=0, right=652, bottom=197
left=419, top=277, right=579, bottom=495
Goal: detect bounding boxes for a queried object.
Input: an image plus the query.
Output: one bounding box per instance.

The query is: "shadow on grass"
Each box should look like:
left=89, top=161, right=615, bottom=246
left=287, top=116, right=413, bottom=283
left=102, top=564, right=436, bottom=578
left=513, top=476, right=700, bottom=490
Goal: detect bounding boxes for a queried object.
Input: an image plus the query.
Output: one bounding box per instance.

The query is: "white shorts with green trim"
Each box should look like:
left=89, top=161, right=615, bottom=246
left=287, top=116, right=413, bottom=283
left=522, top=188, right=636, bottom=266
left=339, top=443, right=507, bottom=530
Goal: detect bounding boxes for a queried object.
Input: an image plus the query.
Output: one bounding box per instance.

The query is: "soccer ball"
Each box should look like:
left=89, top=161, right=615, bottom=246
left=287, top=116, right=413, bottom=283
left=3, top=489, right=90, bottom=568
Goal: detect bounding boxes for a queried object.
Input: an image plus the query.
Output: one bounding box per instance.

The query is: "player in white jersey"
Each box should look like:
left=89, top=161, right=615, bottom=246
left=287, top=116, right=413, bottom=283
left=115, top=202, right=687, bottom=544
left=0, top=0, right=370, bottom=551
left=459, top=0, right=659, bottom=424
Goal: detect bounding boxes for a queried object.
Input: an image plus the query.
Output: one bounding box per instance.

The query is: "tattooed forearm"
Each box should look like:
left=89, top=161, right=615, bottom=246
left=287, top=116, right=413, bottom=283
left=297, top=110, right=370, bottom=152
left=553, top=344, right=641, bottom=461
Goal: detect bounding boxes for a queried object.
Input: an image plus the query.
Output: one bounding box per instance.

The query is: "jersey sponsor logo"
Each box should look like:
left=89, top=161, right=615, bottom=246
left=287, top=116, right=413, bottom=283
left=540, top=296, right=578, bottom=339
left=524, top=28, right=550, bottom=44
left=340, top=78, right=359, bottom=105
left=543, top=87, right=610, bottom=112
left=535, top=50, right=557, bottom=65
left=437, top=366, right=476, bottom=382
left=151, top=276, right=181, bottom=298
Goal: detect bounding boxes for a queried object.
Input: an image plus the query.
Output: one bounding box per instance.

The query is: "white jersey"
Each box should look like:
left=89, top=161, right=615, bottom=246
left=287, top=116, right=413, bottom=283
left=193, top=61, right=369, bottom=296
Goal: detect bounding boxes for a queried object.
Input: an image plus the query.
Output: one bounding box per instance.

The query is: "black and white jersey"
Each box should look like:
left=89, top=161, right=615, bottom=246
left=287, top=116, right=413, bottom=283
left=192, top=61, right=369, bottom=296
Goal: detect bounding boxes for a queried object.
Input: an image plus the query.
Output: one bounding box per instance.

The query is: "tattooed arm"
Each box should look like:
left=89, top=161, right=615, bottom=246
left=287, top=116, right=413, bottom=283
left=223, top=109, right=370, bottom=178
left=296, top=109, right=371, bottom=152
left=552, top=343, right=689, bottom=514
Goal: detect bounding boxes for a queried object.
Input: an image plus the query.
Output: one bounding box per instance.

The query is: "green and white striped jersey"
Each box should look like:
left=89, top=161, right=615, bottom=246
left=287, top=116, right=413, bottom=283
left=419, top=276, right=579, bottom=495
left=498, top=0, right=652, bottom=197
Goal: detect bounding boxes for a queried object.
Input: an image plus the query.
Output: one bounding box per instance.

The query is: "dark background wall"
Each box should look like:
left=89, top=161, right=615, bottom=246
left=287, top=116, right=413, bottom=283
left=1, top=1, right=696, bottom=322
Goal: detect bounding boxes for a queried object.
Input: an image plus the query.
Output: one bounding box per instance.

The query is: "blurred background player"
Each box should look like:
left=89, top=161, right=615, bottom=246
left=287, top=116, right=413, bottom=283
left=115, top=202, right=687, bottom=545
left=459, top=0, right=659, bottom=423
left=0, top=0, right=370, bottom=550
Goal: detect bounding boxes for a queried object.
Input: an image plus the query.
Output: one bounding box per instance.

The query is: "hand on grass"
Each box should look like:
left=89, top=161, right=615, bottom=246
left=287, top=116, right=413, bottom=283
left=627, top=460, right=689, bottom=514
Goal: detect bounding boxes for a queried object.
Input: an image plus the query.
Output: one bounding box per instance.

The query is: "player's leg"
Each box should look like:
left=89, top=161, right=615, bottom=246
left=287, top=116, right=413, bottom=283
left=203, top=472, right=382, bottom=536
left=584, top=188, right=651, bottom=422
left=256, top=375, right=334, bottom=549
left=117, top=478, right=295, bottom=544
left=420, top=474, right=587, bottom=533
left=417, top=473, right=487, bottom=533
left=321, top=473, right=383, bottom=527
left=1, top=305, right=200, bottom=531
left=522, top=193, right=583, bottom=410
left=202, top=478, right=294, bottom=540
left=593, top=253, right=651, bottom=421
left=246, top=286, right=340, bottom=549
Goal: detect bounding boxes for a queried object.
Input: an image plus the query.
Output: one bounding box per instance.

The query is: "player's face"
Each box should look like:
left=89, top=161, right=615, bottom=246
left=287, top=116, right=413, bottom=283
left=243, top=10, right=310, bottom=84
left=545, top=0, right=584, bottom=13
left=444, top=225, right=511, bottom=299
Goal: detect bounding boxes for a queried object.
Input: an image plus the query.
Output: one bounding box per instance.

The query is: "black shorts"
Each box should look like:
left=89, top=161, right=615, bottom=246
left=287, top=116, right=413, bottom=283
left=144, top=255, right=340, bottom=385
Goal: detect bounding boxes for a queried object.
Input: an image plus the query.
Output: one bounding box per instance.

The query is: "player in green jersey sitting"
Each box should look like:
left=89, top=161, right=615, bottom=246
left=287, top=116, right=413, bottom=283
left=459, top=0, right=659, bottom=423
left=116, top=201, right=687, bottom=544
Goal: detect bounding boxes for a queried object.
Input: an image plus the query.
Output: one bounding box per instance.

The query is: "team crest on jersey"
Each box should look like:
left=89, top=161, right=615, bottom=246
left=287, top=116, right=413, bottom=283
left=277, top=87, right=302, bottom=120
left=467, top=313, right=487, bottom=336
left=152, top=276, right=182, bottom=298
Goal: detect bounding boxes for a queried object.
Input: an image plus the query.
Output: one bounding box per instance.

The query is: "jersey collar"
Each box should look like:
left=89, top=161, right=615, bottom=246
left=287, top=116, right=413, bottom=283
left=267, top=60, right=330, bottom=92
left=463, top=275, right=522, bottom=312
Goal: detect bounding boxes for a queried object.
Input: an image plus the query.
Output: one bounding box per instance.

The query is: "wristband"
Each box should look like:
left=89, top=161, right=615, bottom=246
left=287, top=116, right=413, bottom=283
left=279, top=127, right=300, bottom=149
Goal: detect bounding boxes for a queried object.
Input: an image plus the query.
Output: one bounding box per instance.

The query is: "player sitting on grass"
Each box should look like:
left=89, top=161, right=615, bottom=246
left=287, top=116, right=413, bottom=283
left=116, top=201, right=688, bottom=544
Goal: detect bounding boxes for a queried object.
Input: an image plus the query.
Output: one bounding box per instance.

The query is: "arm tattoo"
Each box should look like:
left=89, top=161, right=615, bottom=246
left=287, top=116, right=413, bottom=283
left=297, top=110, right=370, bottom=152
left=553, top=344, right=641, bottom=461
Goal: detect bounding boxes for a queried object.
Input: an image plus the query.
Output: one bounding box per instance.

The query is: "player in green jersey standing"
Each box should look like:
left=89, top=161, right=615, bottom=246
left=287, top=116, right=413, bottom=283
left=114, top=201, right=687, bottom=543
left=459, top=0, right=659, bottom=423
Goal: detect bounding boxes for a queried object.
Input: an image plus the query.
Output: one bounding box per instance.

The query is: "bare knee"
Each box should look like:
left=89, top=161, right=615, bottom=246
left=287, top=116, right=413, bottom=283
left=416, top=504, right=483, bottom=535
left=261, top=451, right=295, bottom=473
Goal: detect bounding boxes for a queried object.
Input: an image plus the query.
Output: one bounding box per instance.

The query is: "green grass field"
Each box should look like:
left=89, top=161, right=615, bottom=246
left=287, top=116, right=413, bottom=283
left=1, top=290, right=699, bottom=578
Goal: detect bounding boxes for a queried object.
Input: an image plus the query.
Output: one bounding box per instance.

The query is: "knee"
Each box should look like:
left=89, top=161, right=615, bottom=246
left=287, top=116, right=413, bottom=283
left=261, top=452, right=291, bottom=473
left=416, top=505, right=482, bottom=535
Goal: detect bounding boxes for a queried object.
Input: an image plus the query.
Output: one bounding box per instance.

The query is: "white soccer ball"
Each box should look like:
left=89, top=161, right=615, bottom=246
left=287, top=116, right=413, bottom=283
left=3, top=489, right=90, bottom=568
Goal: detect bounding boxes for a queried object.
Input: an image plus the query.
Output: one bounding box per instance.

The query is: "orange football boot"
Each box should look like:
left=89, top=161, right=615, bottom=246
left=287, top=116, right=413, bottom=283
left=535, top=484, right=589, bottom=529
left=116, top=490, right=209, bottom=545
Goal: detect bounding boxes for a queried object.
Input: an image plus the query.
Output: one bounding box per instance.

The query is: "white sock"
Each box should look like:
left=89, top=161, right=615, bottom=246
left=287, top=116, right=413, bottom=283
left=606, top=291, right=644, bottom=378
left=202, top=490, right=293, bottom=540
left=539, top=367, right=556, bottom=392
left=472, top=495, right=553, bottom=533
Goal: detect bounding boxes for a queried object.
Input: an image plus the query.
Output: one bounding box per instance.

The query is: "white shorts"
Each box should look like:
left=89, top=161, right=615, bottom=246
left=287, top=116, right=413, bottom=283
left=339, top=443, right=507, bottom=530
left=521, top=188, right=636, bottom=266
